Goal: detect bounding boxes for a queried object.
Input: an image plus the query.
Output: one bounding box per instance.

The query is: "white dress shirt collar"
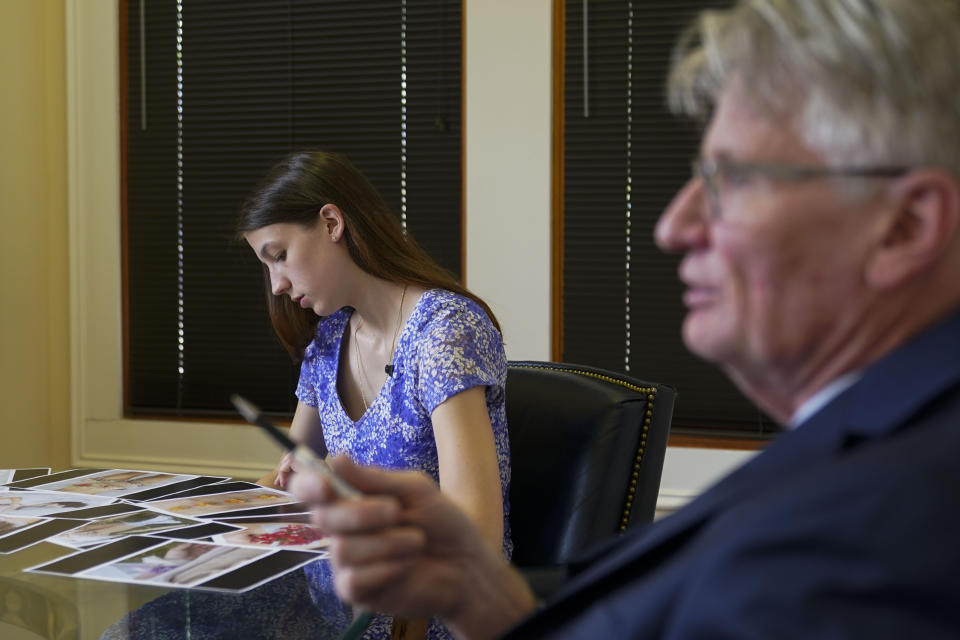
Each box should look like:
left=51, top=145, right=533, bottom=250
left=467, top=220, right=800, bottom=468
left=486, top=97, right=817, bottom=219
left=788, top=371, right=862, bottom=429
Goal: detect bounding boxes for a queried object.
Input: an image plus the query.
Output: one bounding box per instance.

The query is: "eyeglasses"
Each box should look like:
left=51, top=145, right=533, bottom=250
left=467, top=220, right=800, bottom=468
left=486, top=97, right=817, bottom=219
left=691, top=157, right=911, bottom=218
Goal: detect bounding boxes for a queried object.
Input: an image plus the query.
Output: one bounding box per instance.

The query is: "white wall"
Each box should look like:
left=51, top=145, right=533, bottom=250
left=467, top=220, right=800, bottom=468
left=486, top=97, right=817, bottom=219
left=464, top=0, right=552, bottom=361
left=68, top=0, right=753, bottom=503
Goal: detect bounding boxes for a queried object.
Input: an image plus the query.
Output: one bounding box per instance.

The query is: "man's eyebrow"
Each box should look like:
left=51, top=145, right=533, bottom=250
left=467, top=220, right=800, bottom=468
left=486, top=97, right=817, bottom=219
left=701, top=148, right=734, bottom=163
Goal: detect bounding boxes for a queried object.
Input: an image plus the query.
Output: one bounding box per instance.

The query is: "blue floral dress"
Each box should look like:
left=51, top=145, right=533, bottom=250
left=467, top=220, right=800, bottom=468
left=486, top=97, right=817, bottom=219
left=298, top=289, right=512, bottom=639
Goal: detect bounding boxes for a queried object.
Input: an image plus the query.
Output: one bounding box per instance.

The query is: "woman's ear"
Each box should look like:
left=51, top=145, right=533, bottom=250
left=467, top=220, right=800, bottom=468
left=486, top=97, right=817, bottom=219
left=318, top=204, right=345, bottom=242
left=866, top=168, right=960, bottom=290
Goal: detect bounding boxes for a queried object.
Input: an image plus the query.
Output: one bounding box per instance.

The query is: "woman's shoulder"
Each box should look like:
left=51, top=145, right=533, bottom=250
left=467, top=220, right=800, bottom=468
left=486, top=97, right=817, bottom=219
left=409, top=289, right=503, bottom=360
left=413, top=289, right=492, bottom=329
left=407, top=289, right=507, bottom=397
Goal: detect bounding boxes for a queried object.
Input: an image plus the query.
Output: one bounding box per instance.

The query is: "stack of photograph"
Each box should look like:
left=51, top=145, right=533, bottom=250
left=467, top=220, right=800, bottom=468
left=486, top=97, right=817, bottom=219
left=0, top=468, right=328, bottom=592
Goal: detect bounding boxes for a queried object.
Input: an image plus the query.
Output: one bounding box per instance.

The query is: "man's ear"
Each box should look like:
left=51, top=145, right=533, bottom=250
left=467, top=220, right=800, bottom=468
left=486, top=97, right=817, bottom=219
left=318, top=204, right=345, bottom=240
left=865, top=168, right=960, bottom=290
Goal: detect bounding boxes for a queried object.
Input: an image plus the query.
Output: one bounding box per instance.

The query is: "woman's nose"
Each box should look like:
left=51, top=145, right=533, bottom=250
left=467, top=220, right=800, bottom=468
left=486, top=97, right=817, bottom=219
left=270, top=271, right=290, bottom=296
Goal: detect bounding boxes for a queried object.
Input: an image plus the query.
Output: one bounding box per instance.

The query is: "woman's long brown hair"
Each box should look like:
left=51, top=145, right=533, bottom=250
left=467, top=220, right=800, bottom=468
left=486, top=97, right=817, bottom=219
left=237, top=151, right=500, bottom=360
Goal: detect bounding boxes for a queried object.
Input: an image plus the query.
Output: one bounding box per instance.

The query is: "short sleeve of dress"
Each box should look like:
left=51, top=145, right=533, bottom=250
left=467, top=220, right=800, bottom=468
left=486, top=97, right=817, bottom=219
left=415, top=296, right=506, bottom=415
left=295, top=340, right=321, bottom=408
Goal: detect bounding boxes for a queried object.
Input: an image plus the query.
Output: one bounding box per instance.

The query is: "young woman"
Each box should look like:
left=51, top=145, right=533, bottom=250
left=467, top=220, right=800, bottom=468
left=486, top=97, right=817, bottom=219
left=238, top=150, right=512, bottom=638
left=102, top=152, right=510, bottom=640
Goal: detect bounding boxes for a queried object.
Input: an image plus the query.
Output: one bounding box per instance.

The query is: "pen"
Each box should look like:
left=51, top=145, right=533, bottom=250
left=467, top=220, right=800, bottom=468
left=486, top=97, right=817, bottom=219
left=229, top=393, right=361, bottom=499
left=230, top=394, right=373, bottom=640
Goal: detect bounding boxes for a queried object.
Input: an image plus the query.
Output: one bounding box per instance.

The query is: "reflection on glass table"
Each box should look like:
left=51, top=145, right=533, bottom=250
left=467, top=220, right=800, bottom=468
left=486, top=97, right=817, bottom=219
left=0, top=541, right=169, bottom=639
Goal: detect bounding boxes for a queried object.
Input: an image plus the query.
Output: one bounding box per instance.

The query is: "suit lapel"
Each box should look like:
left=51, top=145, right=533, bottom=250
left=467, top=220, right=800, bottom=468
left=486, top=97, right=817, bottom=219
left=841, top=309, right=960, bottom=439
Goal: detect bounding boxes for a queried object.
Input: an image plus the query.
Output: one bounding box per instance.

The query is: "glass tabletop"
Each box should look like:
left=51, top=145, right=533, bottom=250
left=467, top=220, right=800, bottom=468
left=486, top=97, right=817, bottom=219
left=0, top=541, right=169, bottom=639
left=0, top=541, right=340, bottom=640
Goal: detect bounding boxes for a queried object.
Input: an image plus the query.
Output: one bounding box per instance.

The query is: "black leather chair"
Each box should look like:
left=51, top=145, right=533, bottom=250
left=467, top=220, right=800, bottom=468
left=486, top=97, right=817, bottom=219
left=505, top=361, right=675, bottom=595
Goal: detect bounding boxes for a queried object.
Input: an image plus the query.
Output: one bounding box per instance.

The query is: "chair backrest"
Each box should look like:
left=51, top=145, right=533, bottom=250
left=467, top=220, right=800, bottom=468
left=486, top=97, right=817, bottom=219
left=505, top=361, right=675, bottom=568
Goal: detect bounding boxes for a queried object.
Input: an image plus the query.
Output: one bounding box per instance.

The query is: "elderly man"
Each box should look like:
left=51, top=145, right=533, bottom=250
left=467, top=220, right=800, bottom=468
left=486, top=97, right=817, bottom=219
left=291, top=1, right=960, bottom=637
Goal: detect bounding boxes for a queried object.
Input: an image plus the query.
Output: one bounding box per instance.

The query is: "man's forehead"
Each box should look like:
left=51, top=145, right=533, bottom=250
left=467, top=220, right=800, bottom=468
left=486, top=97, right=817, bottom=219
left=702, top=84, right=819, bottom=164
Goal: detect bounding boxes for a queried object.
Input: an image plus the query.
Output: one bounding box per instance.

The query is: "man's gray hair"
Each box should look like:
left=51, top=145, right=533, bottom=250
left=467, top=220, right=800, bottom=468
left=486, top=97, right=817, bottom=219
left=668, top=0, right=960, bottom=174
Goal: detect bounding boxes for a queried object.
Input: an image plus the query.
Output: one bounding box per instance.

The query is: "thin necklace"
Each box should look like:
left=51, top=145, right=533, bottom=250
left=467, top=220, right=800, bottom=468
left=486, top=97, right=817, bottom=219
left=354, top=317, right=370, bottom=412
left=353, top=284, right=408, bottom=412
left=385, top=285, right=407, bottom=376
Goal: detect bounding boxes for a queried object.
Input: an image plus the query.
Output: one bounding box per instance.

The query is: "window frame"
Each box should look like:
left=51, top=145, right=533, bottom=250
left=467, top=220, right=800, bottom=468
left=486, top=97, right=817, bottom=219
left=121, top=0, right=465, bottom=420
left=69, top=0, right=556, bottom=477
left=68, top=1, right=276, bottom=477
left=550, top=0, right=771, bottom=448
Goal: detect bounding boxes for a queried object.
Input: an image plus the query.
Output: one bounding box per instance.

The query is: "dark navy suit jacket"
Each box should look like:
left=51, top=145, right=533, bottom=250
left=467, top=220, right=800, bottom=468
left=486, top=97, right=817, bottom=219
left=506, top=310, right=960, bottom=639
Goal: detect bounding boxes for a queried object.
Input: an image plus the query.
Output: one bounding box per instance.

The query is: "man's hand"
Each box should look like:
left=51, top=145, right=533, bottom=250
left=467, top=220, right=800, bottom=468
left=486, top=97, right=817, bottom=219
left=289, top=456, right=537, bottom=640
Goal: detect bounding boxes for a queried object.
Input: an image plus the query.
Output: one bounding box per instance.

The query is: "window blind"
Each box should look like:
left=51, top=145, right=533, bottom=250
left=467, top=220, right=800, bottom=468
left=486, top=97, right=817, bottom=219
left=124, top=0, right=462, bottom=418
left=561, top=0, right=777, bottom=437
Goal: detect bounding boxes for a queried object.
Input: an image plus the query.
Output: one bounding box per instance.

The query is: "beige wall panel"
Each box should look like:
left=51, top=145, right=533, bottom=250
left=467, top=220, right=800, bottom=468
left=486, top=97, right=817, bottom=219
left=0, top=0, right=69, bottom=469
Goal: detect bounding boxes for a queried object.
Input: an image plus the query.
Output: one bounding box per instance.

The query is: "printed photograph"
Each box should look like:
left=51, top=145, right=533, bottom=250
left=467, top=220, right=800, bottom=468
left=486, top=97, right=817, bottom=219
left=149, top=488, right=296, bottom=518
left=28, top=469, right=198, bottom=498
left=80, top=540, right=269, bottom=587
left=0, top=491, right=114, bottom=517
left=212, top=520, right=330, bottom=553
left=48, top=510, right=203, bottom=549
left=0, top=514, right=45, bottom=539
left=3, top=468, right=52, bottom=484
left=0, top=519, right=88, bottom=555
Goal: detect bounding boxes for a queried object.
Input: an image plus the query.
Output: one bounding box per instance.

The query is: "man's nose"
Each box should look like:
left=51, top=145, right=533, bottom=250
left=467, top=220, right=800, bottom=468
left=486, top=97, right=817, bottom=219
left=654, top=177, right=710, bottom=253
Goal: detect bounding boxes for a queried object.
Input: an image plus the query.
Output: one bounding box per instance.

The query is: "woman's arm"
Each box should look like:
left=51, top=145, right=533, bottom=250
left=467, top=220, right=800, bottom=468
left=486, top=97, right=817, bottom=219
left=257, top=400, right=324, bottom=489
left=431, top=386, right=504, bottom=552
left=289, top=457, right=536, bottom=640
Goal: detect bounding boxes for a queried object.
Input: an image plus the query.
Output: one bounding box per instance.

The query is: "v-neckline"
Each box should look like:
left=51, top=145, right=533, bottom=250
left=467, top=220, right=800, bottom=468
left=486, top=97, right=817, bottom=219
left=333, top=289, right=431, bottom=424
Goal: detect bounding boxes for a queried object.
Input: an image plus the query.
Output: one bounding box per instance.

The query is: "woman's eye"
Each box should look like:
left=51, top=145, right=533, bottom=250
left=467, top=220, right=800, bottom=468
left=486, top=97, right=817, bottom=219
left=275, top=251, right=287, bottom=262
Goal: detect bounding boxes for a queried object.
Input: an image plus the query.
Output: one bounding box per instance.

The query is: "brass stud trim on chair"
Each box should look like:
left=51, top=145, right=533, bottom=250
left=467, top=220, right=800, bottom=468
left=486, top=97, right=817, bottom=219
left=511, top=363, right=658, bottom=533
left=620, top=401, right=654, bottom=531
